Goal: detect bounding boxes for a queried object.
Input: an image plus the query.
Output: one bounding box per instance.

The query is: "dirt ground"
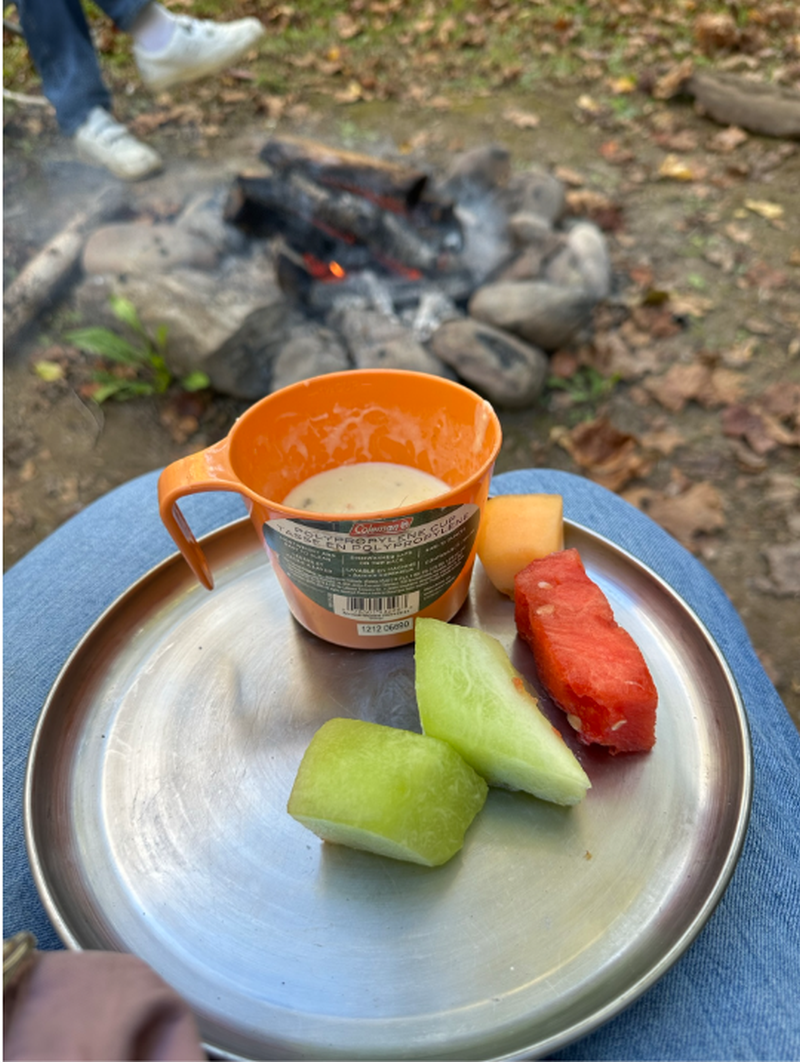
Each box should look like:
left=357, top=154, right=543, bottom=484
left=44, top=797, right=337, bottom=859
left=3, top=87, right=799, bottom=731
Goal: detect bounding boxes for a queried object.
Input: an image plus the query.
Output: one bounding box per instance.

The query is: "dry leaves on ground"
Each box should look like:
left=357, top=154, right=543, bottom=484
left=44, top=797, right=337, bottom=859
left=722, top=382, right=800, bottom=456
left=552, top=416, right=652, bottom=492
left=643, top=361, right=746, bottom=412
left=624, top=479, right=726, bottom=549
left=754, top=543, right=800, bottom=596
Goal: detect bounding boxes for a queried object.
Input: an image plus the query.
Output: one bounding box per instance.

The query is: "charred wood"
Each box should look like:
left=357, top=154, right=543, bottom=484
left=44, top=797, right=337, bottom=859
left=275, top=248, right=474, bottom=315
left=224, top=172, right=462, bottom=276
left=259, top=134, right=430, bottom=211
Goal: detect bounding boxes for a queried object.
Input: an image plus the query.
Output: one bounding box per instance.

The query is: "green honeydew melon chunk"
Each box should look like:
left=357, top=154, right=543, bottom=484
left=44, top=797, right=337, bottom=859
left=415, top=618, right=590, bottom=806
left=287, top=717, right=488, bottom=867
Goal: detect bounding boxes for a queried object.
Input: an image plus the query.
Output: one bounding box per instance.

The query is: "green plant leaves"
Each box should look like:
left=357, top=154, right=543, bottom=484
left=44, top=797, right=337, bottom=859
left=64, top=296, right=209, bottom=404
left=64, top=326, right=148, bottom=365
left=181, top=371, right=211, bottom=392
left=109, top=294, right=145, bottom=336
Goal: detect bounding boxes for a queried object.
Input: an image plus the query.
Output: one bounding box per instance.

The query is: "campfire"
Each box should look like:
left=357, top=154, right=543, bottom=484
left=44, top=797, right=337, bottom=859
left=52, top=135, right=614, bottom=409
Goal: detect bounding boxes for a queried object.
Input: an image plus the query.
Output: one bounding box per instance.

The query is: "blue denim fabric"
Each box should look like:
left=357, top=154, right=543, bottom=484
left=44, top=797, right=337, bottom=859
left=17, top=0, right=151, bottom=132
left=4, top=468, right=799, bottom=1060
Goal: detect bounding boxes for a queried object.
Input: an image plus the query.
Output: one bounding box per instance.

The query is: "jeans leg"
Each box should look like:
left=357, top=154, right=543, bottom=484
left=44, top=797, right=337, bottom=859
left=18, top=0, right=111, bottom=134
left=93, top=0, right=154, bottom=34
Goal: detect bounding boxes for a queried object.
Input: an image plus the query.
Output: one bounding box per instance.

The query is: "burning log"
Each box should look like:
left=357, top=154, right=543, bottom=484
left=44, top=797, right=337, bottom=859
left=224, top=170, right=462, bottom=277
left=259, top=134, right=430, bottom=212
left=275, top=247, right=474, bottom=315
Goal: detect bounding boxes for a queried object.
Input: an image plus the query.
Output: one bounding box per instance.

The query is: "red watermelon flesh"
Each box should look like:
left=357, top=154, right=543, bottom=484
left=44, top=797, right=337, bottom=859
left=514, top=548, right=657, bottom=753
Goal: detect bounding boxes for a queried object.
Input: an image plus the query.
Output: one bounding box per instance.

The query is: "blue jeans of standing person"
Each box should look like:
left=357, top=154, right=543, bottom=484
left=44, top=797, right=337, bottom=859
left=4, top=468, right=800, bottom=1060
left=17, top=0, right=151, bottom=134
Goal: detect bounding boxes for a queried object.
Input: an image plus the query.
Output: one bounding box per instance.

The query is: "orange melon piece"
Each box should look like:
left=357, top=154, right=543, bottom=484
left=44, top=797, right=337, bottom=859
left=476, top=494, right=564, bottom=597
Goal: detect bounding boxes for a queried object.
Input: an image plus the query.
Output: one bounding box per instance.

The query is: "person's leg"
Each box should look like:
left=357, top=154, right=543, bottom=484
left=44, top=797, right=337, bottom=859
left=17, top=0, right=162, bottom=179
left=4, top=468, right=798, bottom=1058
left=17, top=0, right=112, bottom=134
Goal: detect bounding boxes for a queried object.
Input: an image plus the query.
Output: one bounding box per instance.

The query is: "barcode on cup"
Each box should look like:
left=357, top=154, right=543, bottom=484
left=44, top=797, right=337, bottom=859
left=332, top=591, right=419, bottom=620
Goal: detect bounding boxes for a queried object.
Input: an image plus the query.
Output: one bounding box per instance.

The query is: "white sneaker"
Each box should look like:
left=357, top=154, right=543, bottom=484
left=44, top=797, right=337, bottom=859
left=73, top=108, right=163, bottom=181
left=134, top=16, right=265, bottom=93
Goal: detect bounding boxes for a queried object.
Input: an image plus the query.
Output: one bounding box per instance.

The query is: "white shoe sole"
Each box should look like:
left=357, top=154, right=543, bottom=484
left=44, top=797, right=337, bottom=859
left=75, top=143, right=163, bottom=181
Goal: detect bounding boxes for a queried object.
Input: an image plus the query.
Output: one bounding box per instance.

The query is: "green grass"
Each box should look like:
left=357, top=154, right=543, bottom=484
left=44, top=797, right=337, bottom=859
left=4, top=0, right=796, bottom=120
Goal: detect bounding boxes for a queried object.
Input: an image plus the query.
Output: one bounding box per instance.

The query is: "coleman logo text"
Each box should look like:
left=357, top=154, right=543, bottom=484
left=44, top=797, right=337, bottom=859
left=350, top=518, right=414, bottom=537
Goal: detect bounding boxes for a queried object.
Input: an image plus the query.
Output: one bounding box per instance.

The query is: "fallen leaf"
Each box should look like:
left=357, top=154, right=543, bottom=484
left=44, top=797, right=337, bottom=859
left=729, top=438, right=769, bottom=473
left=33, top=360, right=65, bottom=382
left=554, top=417, right=651, bottom=492
left=744, top=316, right=775, bottom=336
left=652, top=59, right=694, bottom=100
left=722, top=404, right=780, bottom=455
left=668, top=292, right=715, bottom=317
left=654, top=129, right=699, bottom=153
left=707, top=126, right=748, bottom=153
left=724, top=222, right=753, bottom=244
left=625, top=481, right=726, bottom=548
left=760, top=382, right=800, bottom=425
left=564, top=189, right=624, bottom=231
left=335, top=13, right=363, bottom=39
left=694, top=12, right=739, bottom=52
left=502, top=107, right=540, bottom=128
left=744, top=198, right=784, bottom=221
left=766, top=473, right=800, bottom=507
left=218, top=89, right=250, bottom=104
left=548, top=350, right=580, bottom=379
left=334, top=80, right=366, bottom=103
left=553, top=165, right=584, bottom=187
left=722, top=337, right=757, bottom=367
left=658, top=154, right=706, bottom=181
left=640, top=428, right=686, bottom=455
left=599, top=139, right=634, bottom=164
left=588, top=330, right=662, bottom=380
left=742, top=261, right=788, bottom=290
left=576, top=94, right=603, bottom=116
left=644, top=363, right=745, bottom=411
left=608, top=75, right=637, bottom=94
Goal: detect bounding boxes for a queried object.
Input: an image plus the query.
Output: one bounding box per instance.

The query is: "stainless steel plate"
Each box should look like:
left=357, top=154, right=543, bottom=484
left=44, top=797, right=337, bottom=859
left=26, top=519, right=752, bottom=1061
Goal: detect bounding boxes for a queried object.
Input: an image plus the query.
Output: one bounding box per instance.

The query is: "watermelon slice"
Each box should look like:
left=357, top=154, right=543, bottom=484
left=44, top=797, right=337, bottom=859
left=514, top=548, right=657, bottom=753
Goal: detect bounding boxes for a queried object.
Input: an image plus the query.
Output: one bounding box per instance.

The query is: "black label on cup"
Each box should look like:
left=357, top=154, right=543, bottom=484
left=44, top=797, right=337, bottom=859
left=263, top=505, right=480, bottom=620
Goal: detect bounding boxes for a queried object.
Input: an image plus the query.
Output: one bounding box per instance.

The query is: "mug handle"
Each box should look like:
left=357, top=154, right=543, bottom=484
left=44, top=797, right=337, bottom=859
left=158, top=440, right=261, bottom=590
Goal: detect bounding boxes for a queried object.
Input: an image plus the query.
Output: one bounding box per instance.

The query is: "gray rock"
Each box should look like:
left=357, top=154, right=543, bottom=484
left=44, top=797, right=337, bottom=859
left=174, top=192, right=248, bottom=256
left=270, top=324, right=351, bottom=392
left=82, top=222, right=220, bottom=276
left=497, top=246, right=548, bottom=282
left=499, top=168, right=566, bottom=226
left=332, top=307, right=453, bottom=376
left=441, top=144, right=512, bottom=197
left=507, top=211, right=556, bottom=248
left=456, top=196, right=515, bottom=284
left=405, top=290, right=461, bottom=342
left=78, top=258, right=303, bottom=399
left=545, top=221, right=611, bottom=300
left=430, top=317, right=548, bottom=408
left=469, top=280, right=596, bottom=351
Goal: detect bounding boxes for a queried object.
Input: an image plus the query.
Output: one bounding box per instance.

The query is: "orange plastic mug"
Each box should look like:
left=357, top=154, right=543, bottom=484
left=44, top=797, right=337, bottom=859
left=158, top=368, right=502, bottom=650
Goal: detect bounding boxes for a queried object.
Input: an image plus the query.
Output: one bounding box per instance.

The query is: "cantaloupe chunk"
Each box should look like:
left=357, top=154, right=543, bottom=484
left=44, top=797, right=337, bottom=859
left=287, top=718, right=488, bottom=866
left=476, top=494, right=564, bottom=597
